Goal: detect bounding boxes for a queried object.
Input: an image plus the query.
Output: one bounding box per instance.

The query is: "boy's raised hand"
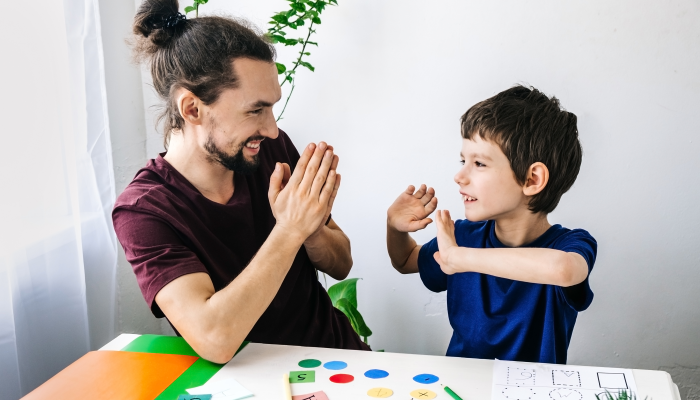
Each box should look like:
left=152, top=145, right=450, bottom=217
left=433, top=210, right=459, bottom=274
left=387, top=184, right=438, bottom=232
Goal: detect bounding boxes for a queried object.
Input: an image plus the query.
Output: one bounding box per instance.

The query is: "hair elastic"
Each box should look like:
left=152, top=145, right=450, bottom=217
left=150, top=12, right=186, bottom=31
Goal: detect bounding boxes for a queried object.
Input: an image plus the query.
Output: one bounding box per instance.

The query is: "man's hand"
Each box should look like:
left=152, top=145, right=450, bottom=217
left=387, top=184, right=438, bottom=232
left=433, top=210, right=460, bottom=274
left=268, top=142, right=339, bottom=242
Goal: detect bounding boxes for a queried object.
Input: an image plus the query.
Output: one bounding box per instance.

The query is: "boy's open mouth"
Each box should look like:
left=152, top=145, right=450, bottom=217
left=462, top=194, right=478, bottom=202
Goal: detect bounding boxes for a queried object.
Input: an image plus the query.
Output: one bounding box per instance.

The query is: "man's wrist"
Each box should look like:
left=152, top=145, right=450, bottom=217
left=272, top=223, right=308, bottom=247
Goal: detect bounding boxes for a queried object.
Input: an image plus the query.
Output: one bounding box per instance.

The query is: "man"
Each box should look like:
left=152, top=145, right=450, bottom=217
left=113, top=2, right=367, bottom=364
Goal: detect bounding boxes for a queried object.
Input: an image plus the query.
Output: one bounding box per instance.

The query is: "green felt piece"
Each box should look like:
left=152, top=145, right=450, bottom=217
left=298, top=359, right=322, bottom=368
left=289, top=370, right=316, bottom=383
left=121, top=334, right=199, bottom=357
left=121, top=335, right=251, bottom=400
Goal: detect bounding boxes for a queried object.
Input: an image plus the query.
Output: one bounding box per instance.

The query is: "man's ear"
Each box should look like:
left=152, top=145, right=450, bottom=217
left=176, top=89, right=203, bottom=126
left=523, top=162, right=549, bottom=196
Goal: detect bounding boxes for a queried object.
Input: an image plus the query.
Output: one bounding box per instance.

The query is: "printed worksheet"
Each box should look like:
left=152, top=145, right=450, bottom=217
left=492, top=360, right=638, bottom=400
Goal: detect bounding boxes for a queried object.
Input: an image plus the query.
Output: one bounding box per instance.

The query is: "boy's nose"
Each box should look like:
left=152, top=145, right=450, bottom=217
left=454, top=168, right=469, bottom=185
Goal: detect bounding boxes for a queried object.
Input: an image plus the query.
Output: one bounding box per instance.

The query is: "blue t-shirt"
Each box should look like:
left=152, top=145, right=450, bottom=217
left=418, top=220, right=597, bottom=364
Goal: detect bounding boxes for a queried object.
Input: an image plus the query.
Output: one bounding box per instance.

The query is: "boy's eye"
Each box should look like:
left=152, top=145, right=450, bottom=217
left=459, top=159, right=465, bottom=165
left=475, top=161, right=486, bottom=167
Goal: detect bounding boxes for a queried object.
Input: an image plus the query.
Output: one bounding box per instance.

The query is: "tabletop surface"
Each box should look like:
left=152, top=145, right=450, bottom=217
left=101, top=334, right=680, bottom=400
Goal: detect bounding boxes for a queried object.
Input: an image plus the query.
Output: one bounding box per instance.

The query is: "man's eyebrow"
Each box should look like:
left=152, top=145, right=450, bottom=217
left=248, top=100, right=276, bottom=109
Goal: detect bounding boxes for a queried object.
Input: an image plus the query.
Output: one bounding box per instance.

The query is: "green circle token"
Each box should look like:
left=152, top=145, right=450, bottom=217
left=298, top=359, right=322, bottom=368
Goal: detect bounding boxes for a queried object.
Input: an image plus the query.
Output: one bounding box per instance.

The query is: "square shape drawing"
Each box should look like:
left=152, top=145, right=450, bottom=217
left=552, top=370, right=581, bottom=387
left=290, top=370, right=316, bottom=383
left=507, top=367, right=536, bottom=386
left=598, top=372, right=628, bottom=389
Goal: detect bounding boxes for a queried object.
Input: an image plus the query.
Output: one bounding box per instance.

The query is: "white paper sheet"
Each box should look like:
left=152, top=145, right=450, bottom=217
left=492, top=360, right=638, bottom=400
left=187, top=378, right=254, bottom=400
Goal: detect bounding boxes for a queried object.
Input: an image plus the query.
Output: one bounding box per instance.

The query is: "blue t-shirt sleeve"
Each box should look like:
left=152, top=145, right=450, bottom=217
left=417, top=237, right=448, bottom=292
left=555, top=229, right=598, bottom=312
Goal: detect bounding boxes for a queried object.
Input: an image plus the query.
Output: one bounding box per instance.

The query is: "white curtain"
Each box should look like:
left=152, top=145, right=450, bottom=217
left=0, top=0, right=117, bottom=397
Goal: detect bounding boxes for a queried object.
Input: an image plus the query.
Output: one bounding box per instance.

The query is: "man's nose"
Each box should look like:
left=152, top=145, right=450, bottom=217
left=260, top=109, right=279, bottom=139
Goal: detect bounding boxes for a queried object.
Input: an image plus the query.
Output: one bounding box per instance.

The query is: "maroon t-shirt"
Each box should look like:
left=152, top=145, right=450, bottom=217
left=112, top=129, right=368, bottom=350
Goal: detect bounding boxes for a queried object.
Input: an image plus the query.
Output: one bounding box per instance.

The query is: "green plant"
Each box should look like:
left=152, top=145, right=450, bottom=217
left=595, top=390, right=647, bottom=400
left=327, top=278, right=373, bottom=344
left=184, top=0, right=339, bottom=121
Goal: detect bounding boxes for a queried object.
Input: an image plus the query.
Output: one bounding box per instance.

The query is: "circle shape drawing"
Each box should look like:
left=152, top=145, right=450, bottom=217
left=367, top=387, right=393, bottom=398
left=364, top=369, right=390, bottom=379
left=298, top=359, right=322, bottom=368
left=323, top=361, right=348, bottom=370
left=410, top=389, right=437, bottom=399
left=329, top=373, right=354, bottom=383
left=412, top=374, right=439, bottom=384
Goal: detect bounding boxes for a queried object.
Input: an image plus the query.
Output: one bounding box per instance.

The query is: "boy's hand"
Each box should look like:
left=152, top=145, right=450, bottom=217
left=433, top=210, right=460, bottom=274
left=387, top=184, right=438, bottom=232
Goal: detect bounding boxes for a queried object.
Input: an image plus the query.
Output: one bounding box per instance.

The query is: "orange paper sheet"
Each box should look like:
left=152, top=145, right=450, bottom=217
left=22, top=351, right=198, bottom=400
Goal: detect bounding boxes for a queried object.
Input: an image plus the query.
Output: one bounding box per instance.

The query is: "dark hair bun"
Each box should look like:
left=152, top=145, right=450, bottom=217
left=133, top=0, right=184, bottom=48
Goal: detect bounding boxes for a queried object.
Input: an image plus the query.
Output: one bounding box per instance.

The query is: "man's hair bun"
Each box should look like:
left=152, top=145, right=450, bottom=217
left=133, top=0, right=185, bottom=50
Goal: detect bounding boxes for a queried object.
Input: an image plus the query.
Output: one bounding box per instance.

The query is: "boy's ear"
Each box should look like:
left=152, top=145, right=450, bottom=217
left=176, top=89, right=204, bottom=126
left=523, top=162, right=549, bottom=196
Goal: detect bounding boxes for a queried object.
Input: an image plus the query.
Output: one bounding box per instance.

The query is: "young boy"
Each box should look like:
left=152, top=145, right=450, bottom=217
left=386, top=85, right=596, bottom=364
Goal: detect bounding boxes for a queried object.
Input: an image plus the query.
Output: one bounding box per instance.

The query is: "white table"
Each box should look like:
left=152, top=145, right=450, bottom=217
left=102, top=334, right=681, bottom=400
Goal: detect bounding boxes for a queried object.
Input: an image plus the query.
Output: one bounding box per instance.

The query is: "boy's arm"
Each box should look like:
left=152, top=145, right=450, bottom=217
left=386, top=184, right=438, bottom=274
left=433, top=210, right=589, bottom=287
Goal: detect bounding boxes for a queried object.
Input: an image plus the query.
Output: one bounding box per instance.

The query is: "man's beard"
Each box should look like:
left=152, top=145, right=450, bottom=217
left=204, top=134, right=263, bottom=174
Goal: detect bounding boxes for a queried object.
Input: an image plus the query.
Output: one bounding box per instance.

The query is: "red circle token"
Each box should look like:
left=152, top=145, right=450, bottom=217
left=329, top=373, right=354, bottom=383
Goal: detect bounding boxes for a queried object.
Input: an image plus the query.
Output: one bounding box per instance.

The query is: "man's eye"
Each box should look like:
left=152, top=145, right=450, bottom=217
left=251, top=109, right=263, bottom=114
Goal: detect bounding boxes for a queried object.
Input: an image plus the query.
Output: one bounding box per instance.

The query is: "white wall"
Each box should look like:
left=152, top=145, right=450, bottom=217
left=108, top=0, right=700, bottom=395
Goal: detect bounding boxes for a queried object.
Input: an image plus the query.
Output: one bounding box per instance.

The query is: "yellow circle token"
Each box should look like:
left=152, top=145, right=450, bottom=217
left=410, top=388, right=437, bottom=399
left=367, top=387, right=393, bottom=398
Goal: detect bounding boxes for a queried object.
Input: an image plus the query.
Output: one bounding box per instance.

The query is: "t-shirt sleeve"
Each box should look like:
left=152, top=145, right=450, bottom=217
left=417, top=237, right=448, bottom=292
left=555, top=229, right=598, bottom=312
left=113, top=207, right=208, bottom=318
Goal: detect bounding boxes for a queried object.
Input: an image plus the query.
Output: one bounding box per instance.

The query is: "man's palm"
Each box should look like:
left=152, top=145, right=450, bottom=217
left=388, top=185, right=438, bottom=232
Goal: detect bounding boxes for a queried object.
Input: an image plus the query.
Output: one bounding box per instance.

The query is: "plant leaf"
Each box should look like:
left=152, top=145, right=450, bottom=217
left=291, top=2, right=306, bottom=12
left=276, top=63, right=287, bottom=74
left=335, top=298, right=372, bottom=338
left=312, top=16, right=322, bottom=24
left=184, top=5, right=196, bottom=13
left=299, top=61, right=315, bottom=71
left=328, top=278, right=358, bottom=308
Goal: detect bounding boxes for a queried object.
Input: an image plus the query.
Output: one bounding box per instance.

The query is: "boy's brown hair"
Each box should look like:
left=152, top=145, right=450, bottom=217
left=461, top=85, right=582, bottom=214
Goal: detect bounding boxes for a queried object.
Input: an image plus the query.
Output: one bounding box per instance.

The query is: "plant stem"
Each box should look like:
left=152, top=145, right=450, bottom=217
left=280, top=20, right=315, bottom=88
left=276, top=77, right=295, bottom=121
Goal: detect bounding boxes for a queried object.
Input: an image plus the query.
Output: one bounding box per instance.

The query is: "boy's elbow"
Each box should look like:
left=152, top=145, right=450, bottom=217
left=556, top=254, right=587, bottom=287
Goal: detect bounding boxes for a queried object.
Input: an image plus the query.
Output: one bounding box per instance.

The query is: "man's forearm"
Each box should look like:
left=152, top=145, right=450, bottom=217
left=304, top=221, right=352, bottom=280
left=445, top=247, right=588, bottom=286
left=161, top=226, right=305, bottom=363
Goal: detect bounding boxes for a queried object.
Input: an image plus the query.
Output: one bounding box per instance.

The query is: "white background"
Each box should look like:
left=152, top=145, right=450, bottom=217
left=101, top=0, right=700, bottom=394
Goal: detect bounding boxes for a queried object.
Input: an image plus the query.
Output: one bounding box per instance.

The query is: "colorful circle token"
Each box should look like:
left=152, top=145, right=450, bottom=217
left=323, top=361, right=348, bottom=370
left=364, top=369, right=390, bottom=379
left=329, top=373, right=354, bottom=383
left=367, top=387, right=393, bottom=398
left=412, top=373, right=439, bottom=384
left=410, top=389, right=437, bottom=399
left=298, top=359, right=322, bottom=368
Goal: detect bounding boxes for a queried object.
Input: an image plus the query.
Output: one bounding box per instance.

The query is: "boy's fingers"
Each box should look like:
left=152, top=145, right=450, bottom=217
left=404, top=185, right=416, bottom=195
left=425, top=197, right=438, bottom=215
left=288, top=143, right=316, bottom=187
left=413, top=184, right=427, bottom=198
left=420, top=187, right=435, bottom=206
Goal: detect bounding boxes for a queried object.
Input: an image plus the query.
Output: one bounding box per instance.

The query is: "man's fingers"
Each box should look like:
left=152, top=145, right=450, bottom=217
left=268, top=162, right=284, bottom=203
left=325, top=173, right=341, bottom=211
left=300, top=142, right=329, bottom=193
left=310, top=148, right=335, bottom=196
left=319, top=170, right=337, bottom=205
left=329, top=154, right=339, bottom=171
left=287, top=143, right=316, bottom=187
left=281, top=163, right=292, bottom=190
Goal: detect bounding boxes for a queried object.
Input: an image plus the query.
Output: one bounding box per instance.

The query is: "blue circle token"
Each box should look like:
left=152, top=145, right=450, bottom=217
left=413, top=373, right=439, bottom=384
left=364, top=369, right=390, bottom=379
left=323, top=361, right=348, bottom=370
